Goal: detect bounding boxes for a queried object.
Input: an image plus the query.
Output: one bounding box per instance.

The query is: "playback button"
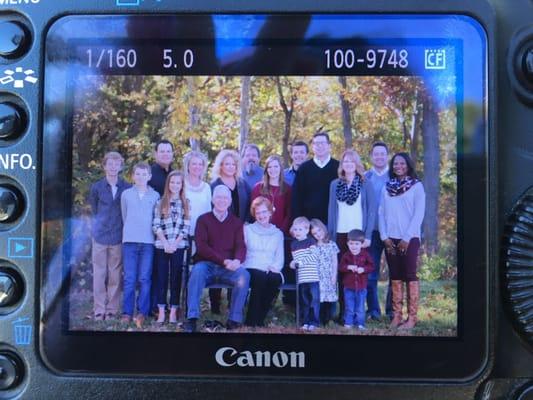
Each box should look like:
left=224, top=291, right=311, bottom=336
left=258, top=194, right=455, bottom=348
left=0, top=266, right=23, bottom=308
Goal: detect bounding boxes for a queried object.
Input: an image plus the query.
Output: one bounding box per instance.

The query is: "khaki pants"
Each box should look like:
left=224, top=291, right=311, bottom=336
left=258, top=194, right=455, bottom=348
left=92, top=240, right=122, bottom=316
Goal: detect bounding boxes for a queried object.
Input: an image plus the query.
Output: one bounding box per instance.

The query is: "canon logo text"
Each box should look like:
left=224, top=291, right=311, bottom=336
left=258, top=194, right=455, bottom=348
left=215, top=347, right=305, bottom=368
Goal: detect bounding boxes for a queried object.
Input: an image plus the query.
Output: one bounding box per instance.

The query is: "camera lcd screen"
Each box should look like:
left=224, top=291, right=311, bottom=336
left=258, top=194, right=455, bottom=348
left=41, top=14, right=488, bottom=376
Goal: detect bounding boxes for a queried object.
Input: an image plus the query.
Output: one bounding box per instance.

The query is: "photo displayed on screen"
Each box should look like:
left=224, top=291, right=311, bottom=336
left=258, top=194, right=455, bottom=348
left=67, top=73, right=458, bottom=336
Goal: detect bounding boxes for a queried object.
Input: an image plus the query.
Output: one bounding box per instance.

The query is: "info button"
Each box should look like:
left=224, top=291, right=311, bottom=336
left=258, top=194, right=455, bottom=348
left=7, top=237, right=32, bottom=259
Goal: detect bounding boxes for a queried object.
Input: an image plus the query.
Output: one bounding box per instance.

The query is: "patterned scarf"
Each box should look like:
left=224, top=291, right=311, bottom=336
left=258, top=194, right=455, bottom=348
left=335, top=175, right=362, bottom=205
left=386, top=176, right=419, bottom=197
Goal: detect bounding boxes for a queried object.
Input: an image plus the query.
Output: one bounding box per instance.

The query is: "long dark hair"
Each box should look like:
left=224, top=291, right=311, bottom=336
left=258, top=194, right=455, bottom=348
left=388, top=152, right=418, bottom=179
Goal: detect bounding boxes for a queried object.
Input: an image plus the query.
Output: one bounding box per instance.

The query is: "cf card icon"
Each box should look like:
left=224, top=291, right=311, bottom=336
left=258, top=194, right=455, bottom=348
left=424, top=49, right=446, bottom=70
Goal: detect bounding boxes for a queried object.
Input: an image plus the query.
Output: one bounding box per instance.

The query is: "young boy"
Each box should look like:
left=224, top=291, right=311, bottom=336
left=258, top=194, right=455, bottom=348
left=120, top=162, right=160, bottom=327
left=339, top=229, right=374, bottom=330
left=88, top=151, right=131, bottom=321
left=290, top=216, right=320, bottom=331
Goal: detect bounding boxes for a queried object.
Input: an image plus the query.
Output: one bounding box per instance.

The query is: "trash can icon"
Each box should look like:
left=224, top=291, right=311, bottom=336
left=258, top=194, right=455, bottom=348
left=12, top=317, right=32, bottom=345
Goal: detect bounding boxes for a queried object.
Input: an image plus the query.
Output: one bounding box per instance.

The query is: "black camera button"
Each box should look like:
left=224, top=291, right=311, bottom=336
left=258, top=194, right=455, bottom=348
left=0, top=102, right=27, bottom=141
left=523, top=47, right=533, bottom=85
left=516, top=384, right=533, bottom=400
left=0, top=352, right=23, bottom=391
left=0, top=185, right=23, bottom=223
left=0, top=268, right=23, bottom=308
left=0, top=21, right=30, bottom=59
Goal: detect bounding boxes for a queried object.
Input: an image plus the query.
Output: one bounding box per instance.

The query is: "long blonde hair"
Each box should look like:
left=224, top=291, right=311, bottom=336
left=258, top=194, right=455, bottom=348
left=160, top=170, right=190, bottom=219
left=338, top=149, right=366, bottom=181
left=261, top=154, right=287, bottom=195
left=210, top=149, right=242, bottom=182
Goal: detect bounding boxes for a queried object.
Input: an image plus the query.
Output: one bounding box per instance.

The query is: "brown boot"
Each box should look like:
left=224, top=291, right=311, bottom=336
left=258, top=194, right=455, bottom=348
left=399, top=281, right=419, bottom=330
left=390, top=280, right=404, bottom=328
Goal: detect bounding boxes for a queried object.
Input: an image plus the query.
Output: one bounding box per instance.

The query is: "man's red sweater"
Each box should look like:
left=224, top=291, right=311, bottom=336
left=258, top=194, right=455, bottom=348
left=194, top=212, right=246, bottom=266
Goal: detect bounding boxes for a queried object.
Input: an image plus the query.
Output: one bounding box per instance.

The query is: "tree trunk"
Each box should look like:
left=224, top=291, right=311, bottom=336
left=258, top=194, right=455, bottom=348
left=409, top=89, right=420, bottom=167
left=421, top=94, right=440, bottom=255
left=338, top=76, right=353, bottom=149
left=239, top=76, right=251, bottom=153
left=186, top=76, right=200, bottom=151
left=275, top=77, right=294, bottom=166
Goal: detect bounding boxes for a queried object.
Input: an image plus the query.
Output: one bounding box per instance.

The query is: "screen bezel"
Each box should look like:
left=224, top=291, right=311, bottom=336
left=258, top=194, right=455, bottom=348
left=40, top=11, right=492, bottom=381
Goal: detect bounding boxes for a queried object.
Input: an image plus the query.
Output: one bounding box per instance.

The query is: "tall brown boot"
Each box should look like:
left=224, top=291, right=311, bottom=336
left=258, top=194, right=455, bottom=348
left=399, top=281, right=419, bottom=330
left=390, top=280, right=404, bottom=328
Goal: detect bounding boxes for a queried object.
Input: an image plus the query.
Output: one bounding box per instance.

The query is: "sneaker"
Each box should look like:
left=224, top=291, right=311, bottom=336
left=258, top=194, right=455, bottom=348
left=344, top=324, right=353, bottom=329
left=226, top=320, right=242, bottom=331
left=94, top=313, right=104, bottom=321
left=357, top=325, right=367, bottom=330
left=183, top=319, right=197, bottom=333
left=300, top=324, right=309, bottom=331
left=307, top=325, right=317, bottom=331
left=105, top=313, right=116, bottom=320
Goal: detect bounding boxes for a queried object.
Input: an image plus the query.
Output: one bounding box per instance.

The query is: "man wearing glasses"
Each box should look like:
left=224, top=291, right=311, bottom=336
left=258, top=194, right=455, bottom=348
left=291, top=131, right=340, bottom=225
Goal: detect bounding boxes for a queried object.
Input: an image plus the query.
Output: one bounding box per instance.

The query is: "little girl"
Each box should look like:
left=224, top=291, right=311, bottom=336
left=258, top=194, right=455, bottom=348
left=152, top=170, right=190, bottom=324
left=310, top=218, right=339, bottom=326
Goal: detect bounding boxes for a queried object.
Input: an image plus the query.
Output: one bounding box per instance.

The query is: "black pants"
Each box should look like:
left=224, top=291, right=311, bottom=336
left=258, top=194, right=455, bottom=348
left=245, top=269, right=282, bottom=326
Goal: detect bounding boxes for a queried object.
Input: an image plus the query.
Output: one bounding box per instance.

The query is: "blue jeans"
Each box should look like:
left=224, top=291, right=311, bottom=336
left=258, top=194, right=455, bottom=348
left=300, top=282, right=320, bottom=326
left=344, top=288, right=367, bottom=326
left=368, top=230, right=388, bottom=317
left=122, top=242, right=154, bottom=317
left=187, top=261, right=250, bottom=323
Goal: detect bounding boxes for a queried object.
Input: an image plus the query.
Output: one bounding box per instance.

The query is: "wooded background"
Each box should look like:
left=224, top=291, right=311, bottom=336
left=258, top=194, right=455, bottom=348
left=72, top=74, right=480, bottom=279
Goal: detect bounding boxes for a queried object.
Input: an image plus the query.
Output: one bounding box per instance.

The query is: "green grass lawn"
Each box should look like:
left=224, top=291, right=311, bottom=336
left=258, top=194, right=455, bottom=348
left=69, top=280, right=456, bottom=336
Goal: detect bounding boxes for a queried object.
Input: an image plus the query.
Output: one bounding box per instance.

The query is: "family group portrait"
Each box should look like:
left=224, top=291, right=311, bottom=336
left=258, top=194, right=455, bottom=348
left=68, top=73, right=462, bottom=336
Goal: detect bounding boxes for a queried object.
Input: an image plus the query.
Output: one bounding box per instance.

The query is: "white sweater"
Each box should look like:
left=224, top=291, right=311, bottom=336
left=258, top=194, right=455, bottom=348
left=243, top=223, right=284, bottom=275
left=378, top=182, right=426, bottom=242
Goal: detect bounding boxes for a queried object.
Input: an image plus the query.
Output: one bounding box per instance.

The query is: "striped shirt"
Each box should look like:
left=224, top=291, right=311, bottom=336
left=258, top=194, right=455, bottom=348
left=291, top=237, right=319, bottom=283
left=152, top=198, right=190, bottom=249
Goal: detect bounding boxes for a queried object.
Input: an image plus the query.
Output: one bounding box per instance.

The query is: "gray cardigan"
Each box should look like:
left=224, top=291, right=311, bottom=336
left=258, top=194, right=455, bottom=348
left=327, top=178, right=377, bottom=242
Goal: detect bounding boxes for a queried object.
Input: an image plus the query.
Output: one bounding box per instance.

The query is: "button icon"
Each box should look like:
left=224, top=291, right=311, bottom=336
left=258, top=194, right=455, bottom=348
left=12, top=317, right=31, bottom=345
left=0, top=67, right=38, bottom=89
left=424, top=49, right=446, bottom=70
left=7, top=237, right=33, bottom=259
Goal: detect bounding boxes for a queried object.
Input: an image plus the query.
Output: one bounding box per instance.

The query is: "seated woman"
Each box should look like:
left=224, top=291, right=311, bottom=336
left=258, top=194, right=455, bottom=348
left=243, top=196, right=284, bottom=327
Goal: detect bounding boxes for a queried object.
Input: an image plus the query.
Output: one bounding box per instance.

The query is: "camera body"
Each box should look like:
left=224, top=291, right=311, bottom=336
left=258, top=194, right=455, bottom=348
left=0, top=0, right=531, bottom=398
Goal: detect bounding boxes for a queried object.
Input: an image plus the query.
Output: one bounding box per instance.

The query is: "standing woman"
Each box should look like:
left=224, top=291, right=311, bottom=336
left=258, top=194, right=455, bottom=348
left=327, top=149, right=376, bottom=322
left=251, top=154, right=292, bottom=235
left=243, top=197, right=284, bottom=327
left=209, top=149, right=251, bottom=314
left=211, top=149, right=251, bottom=222
left=152, top=170, right=190, bottom=324
left=183, top=150, right=212, bottom=253
left=378, top=152, right=425, bottom=330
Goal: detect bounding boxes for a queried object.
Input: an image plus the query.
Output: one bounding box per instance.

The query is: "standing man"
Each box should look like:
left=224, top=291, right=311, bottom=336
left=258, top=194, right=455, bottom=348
left=364, top=141, right=392, bottom=320
left=148, top=139, right=175, bottom=315
left=241, top=143, right=264, bottom=189
left=184, top=185, right=250, bottom=332
left=149, top=139, right=174, bottom=195
left=292, top=131, right=339, bottom=225
left=284, top=140, right=309, bottom=186
left=88, top=151, right=131, bottom=321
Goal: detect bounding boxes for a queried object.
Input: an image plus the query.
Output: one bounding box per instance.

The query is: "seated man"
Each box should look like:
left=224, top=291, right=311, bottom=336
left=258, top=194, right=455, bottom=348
left=184, top=185, right=250, bottom=332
